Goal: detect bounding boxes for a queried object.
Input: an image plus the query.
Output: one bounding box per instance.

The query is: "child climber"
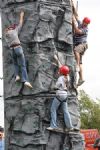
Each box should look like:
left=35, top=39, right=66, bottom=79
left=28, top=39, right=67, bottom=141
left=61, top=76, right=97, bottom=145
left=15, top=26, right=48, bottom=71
left=4, top=10, right=32, bottom=88
left=47, top=54, right=79, bottom=132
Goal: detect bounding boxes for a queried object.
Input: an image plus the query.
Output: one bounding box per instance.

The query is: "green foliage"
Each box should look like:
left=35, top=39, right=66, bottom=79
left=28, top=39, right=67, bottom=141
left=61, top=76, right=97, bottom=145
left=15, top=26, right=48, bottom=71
left=79, top=90, right=100, bottom=131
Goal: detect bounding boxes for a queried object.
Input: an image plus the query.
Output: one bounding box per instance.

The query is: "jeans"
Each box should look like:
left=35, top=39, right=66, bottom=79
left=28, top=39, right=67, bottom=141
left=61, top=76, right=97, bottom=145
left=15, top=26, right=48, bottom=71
left=50, top=97, right=73, bottom=129
left=0, top=139, right=4, bottom=150
left=12, top=46, right=28, bottom=82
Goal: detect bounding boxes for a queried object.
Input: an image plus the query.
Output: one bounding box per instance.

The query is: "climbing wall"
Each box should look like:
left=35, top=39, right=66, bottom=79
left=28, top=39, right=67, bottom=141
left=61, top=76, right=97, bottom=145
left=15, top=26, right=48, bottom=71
left=1, top=0, right=85, bottom=149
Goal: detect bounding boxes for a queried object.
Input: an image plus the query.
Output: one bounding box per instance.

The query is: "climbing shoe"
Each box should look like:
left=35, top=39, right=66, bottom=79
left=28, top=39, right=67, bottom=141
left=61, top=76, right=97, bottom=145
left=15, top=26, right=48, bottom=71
left=77, top=79, right=85, bottom=86
left=24, top=82, right=33, bottom=89
left=73, top=127, right=80, bottom=131
left=15, top=75, right=20, bottom=82
left=65, top=128, right=74, bottom=132
left=47, top=127, right=63, bottom=132
left=65, top=127, right=79, bottom=132
left=47, top=127, right=55, bottom=131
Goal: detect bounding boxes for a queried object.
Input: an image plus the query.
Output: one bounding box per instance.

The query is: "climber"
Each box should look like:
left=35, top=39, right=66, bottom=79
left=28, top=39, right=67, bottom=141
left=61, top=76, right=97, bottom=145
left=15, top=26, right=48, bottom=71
left=72, top=4, right=90, bottom=86
left=4, top=10, right=32, bottom=88
left=47, top=54, right=79, bottom=132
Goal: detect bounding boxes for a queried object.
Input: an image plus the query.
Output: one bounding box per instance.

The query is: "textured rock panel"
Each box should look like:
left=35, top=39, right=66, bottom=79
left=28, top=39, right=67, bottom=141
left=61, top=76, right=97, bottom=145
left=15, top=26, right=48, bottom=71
left=1, top=0, right=85, bottom=150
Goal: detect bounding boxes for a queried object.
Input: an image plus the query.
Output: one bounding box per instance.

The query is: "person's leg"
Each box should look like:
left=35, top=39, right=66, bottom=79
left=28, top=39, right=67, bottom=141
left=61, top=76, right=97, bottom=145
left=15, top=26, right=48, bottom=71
left=74, top=44, right=86, bottom=72
left=77, top=65, right=85, bottom=86
left=79, top=64, right=83, bottom=81
left=74, top=45, right=81, bottom=72
left=77, top=55, right=85, bottom=86
left=12, top=48, right=20, bottom=79
left=14, top=46, right=28, bottom=82
left=74, top=51, right=80, bottom=68
left=50, top=97, right=60, bottom=128
left=14, top=46, right=32, bottom=88
left=74, top=44, right=86, bottom=86
left=79, top=55, right=83, bottom=80
left=62, top=101, right=73, bottom=129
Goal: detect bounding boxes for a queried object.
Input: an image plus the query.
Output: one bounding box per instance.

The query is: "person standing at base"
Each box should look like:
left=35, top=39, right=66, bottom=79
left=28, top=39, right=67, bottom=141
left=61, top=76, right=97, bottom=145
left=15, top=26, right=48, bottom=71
left=93, top=137, right=100, bottom=150
left=47, top=55, right=79, bottom=132
left=72, top=4, right=90, bottom=86
left=4, top=11, right=32, bottom=88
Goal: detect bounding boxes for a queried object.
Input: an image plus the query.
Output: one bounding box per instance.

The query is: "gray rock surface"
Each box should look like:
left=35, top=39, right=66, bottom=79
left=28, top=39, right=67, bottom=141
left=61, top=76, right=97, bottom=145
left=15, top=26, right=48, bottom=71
left=1, top=0, right=85, bottom=149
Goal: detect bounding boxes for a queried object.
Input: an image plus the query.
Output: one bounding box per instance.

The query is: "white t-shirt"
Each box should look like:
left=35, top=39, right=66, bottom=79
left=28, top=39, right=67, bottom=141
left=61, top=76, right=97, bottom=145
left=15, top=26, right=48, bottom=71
left=56, top=75, right=68, bottom=101
left=56, top=75, right=67, bottom=91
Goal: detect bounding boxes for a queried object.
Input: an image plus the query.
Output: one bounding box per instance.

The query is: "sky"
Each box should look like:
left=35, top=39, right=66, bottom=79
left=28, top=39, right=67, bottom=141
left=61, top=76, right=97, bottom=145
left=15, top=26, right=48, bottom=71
left=0, top=0, right=100, bottom=127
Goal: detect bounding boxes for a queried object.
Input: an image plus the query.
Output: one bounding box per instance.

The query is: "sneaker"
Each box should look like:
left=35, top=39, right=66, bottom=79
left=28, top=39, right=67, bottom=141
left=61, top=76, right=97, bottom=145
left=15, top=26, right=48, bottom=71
left=77, top=79, right=85, bottom=86
left=24, top=82, right=33, bottom=89
left=47, top=127, right=55, bottom=131
left=65, top=127, right=79, bottom=132
left=47, top=127, right=63, bottom=132
left=65, top=128, right=74, bottom=132
left=73, top=127, right=80, bottom=131
left=15, top=75, right=20, bottom=82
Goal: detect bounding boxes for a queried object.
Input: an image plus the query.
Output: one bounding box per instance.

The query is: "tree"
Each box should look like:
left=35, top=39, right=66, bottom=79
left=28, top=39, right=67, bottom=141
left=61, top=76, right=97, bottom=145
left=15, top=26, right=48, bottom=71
left=79, top=90, right=100, bottom=131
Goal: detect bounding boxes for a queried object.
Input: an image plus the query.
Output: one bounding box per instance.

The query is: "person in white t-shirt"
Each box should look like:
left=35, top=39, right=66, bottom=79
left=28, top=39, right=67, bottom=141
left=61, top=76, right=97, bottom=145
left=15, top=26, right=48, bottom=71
left=47, top=55, right=79, bottom=132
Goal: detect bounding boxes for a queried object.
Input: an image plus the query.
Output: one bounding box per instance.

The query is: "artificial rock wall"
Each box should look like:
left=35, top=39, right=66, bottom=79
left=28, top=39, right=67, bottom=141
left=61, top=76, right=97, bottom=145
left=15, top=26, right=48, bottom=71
left=1, top=0, right=85, bottom=149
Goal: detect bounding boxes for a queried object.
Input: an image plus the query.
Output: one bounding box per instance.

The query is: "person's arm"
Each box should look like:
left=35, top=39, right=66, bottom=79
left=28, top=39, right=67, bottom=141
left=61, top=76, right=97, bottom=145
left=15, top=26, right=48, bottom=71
left=72, top=2, right=84, bottom=35
left=72, top=1, right=79, bottom=22
left=54, top=54, right=62, bottom=68
left=19, top=10, right=25, bottom=27
left=72, top=16, right=85, bottom=35
left=16, top=10, right=25, bottom=33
